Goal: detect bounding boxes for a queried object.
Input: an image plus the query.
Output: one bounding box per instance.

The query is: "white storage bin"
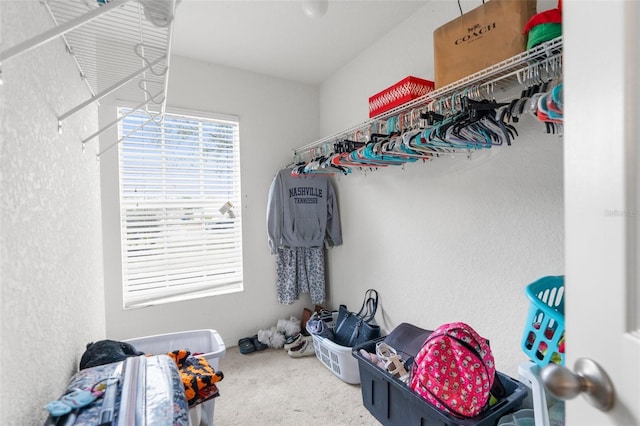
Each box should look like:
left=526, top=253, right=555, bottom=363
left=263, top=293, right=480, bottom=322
left=125, top=329, right=226, bottom=426
left=308, top=312, right=361, bottom=384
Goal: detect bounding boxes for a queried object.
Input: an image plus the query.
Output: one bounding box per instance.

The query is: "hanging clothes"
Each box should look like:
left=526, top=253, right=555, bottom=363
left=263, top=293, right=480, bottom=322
left=275, top=247, right=325, bottom=305
left=266, top=168, right=342, bottom=304
left=266, top=168, right=342, bottom=253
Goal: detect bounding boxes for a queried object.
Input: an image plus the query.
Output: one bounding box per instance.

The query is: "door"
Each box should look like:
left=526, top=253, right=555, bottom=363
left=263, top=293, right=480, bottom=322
left=563, top=0, right=640, bottom=424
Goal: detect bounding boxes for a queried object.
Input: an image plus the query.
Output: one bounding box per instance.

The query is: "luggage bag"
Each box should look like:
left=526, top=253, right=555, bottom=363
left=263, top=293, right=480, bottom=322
left=44, top=355, right=190, bottom=426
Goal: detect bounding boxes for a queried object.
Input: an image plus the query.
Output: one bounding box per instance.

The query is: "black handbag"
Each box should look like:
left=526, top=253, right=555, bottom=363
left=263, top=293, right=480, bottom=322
left=333, top=289, right=380, bottom=347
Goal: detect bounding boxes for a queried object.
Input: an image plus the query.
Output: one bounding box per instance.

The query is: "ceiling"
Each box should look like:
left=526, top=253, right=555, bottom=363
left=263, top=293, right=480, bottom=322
left=169, top=0, right=429, bottom=85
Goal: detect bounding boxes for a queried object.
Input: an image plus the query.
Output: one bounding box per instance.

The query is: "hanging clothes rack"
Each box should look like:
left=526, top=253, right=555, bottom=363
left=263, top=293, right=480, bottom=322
left=293, top=36, right=563, bottom=166
left=0, top=0, right=178, bottom=149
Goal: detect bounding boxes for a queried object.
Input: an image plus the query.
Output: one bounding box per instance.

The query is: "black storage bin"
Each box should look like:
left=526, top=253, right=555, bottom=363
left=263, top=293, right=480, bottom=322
left=353, top=337, right=528, bottom=426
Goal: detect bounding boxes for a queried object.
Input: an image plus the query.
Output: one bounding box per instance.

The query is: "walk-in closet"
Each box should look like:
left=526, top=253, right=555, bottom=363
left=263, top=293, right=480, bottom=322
left=1, top=1, right=638, bottom=425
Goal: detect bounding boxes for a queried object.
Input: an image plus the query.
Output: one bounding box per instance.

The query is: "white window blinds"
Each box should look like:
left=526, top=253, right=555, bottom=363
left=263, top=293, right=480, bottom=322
left=118, top=108, right=243, bottom=308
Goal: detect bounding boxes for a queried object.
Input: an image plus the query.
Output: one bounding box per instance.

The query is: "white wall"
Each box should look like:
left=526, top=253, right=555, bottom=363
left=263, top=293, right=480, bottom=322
left=318, top=0, right=563, bottom=377
left=98, top=0, right=562, bottom=377
left=0, top=2, right=106, bottom=425
left=100, top=56, right=320, bottom=346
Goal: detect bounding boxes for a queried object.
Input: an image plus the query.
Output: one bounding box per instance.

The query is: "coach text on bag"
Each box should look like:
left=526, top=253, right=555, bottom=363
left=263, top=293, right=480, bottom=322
left=433, top=0, right=537, bottom=88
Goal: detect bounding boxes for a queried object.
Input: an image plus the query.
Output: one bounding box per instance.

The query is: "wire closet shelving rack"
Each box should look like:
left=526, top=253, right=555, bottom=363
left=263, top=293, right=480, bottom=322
left=293, top=36, right=563, bottom=162
left=0, top=0, right=178, bottom=149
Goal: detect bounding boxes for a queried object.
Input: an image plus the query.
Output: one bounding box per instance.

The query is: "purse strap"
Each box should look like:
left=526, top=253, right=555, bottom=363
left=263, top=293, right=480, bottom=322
left=355, top=289, right=378, bottom=322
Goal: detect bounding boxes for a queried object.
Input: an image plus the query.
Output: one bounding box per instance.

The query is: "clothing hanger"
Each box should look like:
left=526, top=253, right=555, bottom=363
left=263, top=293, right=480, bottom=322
left=329, top=136, right=391, bottom=169
left=426, top=96, right=514, bottom=148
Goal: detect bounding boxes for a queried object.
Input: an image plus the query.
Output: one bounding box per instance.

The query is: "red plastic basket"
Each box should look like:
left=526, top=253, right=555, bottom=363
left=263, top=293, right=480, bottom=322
left=368, top=76, right=434, bottom=118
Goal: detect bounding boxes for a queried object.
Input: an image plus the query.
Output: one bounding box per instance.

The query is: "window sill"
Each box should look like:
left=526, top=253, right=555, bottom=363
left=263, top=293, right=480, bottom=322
left=124, top=283, right=243, bottom=310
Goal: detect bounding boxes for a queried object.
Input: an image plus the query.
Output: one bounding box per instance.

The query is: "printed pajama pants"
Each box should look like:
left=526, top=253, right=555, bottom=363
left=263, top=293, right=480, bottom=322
left=275, top=247, right=325, bottom=305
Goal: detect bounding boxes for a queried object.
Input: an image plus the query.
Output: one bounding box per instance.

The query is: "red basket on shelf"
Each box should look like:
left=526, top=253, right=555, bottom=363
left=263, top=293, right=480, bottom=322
left=368, top=76, right=434, bottom=118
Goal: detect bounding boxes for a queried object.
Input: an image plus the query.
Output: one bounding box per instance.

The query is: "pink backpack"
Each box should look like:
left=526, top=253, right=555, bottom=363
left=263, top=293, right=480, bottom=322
left=409, top=322, right=496, bottom=418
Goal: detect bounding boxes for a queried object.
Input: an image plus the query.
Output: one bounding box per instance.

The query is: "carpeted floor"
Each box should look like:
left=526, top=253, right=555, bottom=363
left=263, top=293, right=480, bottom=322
left=212, top=343, right=380, bottom=426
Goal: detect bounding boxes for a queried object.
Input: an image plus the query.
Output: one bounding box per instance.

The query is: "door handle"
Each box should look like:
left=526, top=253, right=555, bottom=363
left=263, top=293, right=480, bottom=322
left=540, top=358, right=615, bottom=412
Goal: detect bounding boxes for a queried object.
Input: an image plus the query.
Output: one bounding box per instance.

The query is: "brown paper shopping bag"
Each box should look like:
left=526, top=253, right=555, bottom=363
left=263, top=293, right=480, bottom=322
left=433, top=0, right=537, bottom=88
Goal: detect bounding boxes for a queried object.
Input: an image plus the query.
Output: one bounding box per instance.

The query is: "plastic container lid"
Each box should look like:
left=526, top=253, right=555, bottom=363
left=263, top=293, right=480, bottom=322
left=497, top=408, right=536, bottom=426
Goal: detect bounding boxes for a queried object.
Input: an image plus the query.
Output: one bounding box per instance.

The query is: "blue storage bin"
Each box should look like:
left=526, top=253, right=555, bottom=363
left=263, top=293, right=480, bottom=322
left=521, top=276, right=565, bottom=367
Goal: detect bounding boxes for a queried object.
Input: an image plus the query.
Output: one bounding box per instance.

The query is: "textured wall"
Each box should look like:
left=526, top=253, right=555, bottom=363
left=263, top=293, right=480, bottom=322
left=0, top=2, right=105, bottom=424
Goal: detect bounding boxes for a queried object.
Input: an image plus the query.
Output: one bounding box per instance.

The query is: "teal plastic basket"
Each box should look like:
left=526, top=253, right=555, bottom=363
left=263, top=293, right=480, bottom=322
left=521, top=276, right=565, bottom=367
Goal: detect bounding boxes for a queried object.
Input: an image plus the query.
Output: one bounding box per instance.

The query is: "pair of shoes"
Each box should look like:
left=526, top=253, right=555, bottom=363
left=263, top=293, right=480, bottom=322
left=287, top=335, right=310, bottom=353
left=253, top=334, right=269, bottom=351
left=288, top=336, right=315, bottom=357
left=238, top=335, right=268, bottom=354
left=376, top=342, right=410, bottom=384
left=359, top=349, right=386, bottom=370
left=283, top=333, right=303, bottom=350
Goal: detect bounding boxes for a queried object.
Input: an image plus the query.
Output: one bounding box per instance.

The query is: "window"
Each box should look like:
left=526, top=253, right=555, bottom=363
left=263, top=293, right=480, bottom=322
left=118, top=107, right=243, bottom=308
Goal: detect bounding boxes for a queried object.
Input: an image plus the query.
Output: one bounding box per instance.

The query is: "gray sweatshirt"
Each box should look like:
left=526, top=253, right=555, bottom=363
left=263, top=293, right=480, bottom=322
left=267, top=169, right=342, bottom=254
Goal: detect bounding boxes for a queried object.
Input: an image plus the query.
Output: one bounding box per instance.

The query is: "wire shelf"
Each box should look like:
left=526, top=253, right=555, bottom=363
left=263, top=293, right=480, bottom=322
left=294, top=36, right=563, bottom=156
left=1, top=0, right=177, bottom=143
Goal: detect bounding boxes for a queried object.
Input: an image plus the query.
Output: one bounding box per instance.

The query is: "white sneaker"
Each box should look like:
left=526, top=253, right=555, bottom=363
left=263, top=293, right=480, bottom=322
left=283, top=333, right=303, bottom=351
left=288, top=337, right=315, bottom=358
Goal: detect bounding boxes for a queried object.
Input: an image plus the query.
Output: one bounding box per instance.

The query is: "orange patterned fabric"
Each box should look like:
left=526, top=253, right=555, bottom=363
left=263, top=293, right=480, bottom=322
left=167, top=349, right=223, bottom=407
